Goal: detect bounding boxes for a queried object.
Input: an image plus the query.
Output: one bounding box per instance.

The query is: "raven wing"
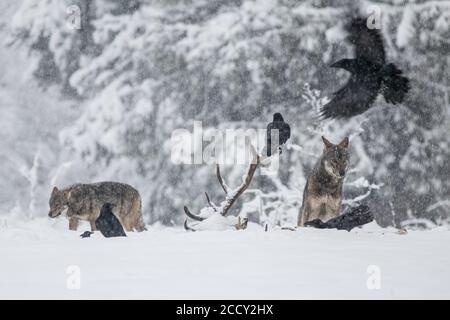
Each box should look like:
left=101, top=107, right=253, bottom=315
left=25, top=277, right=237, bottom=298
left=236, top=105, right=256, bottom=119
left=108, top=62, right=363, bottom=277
left=108, top=213, right=127, bottom=237
left=96, top=203, right=127, bottom=237
left=347, top=17, right=385, bottom=65
left=279, top=122, right=291, bottom=145
left=320, top=74, right=380, bottom=119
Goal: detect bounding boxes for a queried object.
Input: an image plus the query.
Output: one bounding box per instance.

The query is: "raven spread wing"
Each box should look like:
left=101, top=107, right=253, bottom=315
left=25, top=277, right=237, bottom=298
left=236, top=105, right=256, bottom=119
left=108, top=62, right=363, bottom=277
left=280, top=123, right=291, bottom=145
left=347, top=17, right=385, bottom=65
left=320, top=73, right=380, bottom=119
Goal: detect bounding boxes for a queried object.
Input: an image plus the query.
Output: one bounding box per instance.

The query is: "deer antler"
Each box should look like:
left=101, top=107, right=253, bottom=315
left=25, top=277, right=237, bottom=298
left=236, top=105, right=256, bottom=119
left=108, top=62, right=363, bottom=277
left=183, top=190, right=223, bottom=223
left=204, top=192, right=217, bottom=211
left=220, top=142, right=260, bottom=216
left=184, top=139, right=261, bottom=230
left=216, top=164, right=230, bottom=194
left=184, top=219, right=197, bottom=231
left=183, top=206, right=205, bottom=221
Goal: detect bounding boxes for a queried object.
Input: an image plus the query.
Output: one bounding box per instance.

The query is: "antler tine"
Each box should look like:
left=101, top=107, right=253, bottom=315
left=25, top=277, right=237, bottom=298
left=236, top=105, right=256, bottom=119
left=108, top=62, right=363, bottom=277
left=247, top=139, right=260, bottom=164
left=221, top=143, right=260, bottom=216
left=184, top=219, right=197, bottom=232
left=184, top=139, right=260, bottom=231
left=183, top=205, right=205, bottom=221
left=204, top=192, right=217, bottom=211
left=216, top=164, right=229, bottom=194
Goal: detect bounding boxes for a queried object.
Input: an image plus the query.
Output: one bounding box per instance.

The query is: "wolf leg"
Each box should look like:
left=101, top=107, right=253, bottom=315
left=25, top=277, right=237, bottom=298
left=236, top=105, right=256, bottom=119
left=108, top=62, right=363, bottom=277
left=297, top=211, right=304, bottom=226
left=69, top=218, right=79, bottom=231
left=135, top=217, right=147, bottom=232
left=133, top=213, right=147, bottom=232
left=298, top=209, right=307, bottom=227
left=122, top=220, right=133, bottom=232
left=298, top=202, right=311, bottom=227
left=117, top=212, right=132, bottom=232
left=90, top=220, right=97, bottom=232
left=129, top=196, right=146, bottom=232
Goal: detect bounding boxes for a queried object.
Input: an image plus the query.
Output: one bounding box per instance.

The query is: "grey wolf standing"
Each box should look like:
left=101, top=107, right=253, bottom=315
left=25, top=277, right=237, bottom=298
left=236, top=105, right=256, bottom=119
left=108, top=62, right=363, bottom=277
left=48, top=182, right=147, bottom=232
left=298, top=136, right=349, bottom=226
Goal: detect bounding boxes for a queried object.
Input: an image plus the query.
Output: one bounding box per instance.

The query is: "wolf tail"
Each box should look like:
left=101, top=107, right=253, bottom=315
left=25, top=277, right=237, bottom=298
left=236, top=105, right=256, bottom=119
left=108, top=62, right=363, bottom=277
left=381, top=63, right=410, bottom=104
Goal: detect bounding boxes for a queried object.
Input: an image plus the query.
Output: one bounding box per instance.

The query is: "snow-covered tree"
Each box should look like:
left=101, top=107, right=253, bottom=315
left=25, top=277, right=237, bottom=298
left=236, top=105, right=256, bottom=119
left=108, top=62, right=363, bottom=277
left=8, top=0, right=450, bottom=227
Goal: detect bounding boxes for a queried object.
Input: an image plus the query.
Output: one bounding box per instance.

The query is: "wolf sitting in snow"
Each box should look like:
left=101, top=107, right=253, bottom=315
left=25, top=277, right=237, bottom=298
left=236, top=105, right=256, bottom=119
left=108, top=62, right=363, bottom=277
left=298, top=136, right=350, bottom=227
left=48, top=182, right=146, bottom=232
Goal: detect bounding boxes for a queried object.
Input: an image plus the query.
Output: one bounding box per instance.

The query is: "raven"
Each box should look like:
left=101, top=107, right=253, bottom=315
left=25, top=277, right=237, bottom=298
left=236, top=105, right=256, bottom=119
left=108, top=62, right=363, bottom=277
left=320, top=17, right=410, bottom=119
left=80, top=231, right=94, bottom=238
left=266, top=112, right=291, bottom=156
left=304, top=205, right=373, bottom=231
left=95, top=203, right=127, bottom=238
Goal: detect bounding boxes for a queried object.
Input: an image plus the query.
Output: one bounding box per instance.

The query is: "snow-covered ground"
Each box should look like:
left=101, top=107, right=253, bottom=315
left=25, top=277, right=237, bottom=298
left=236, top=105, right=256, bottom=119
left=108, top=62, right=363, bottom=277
left=1, top=216, right=449, bottom=299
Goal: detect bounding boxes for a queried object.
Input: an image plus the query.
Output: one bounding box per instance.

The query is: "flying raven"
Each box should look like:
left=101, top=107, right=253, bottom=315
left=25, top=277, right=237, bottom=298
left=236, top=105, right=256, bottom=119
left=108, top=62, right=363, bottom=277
left=266, top=112, right=291, bottom=156
left=95, top=203, right=127, bottom=238
left=320, top=17, right=410, bottom=119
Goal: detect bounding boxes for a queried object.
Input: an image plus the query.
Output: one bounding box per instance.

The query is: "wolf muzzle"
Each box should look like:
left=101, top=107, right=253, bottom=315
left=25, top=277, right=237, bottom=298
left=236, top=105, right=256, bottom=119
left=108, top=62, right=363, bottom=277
left=48, top=211, right=62, bottom=218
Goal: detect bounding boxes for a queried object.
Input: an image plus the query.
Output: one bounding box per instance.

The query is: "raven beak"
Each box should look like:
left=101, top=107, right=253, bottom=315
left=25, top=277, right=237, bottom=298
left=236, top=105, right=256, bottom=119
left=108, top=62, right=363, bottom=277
left=329, top=62, right=340, bottom=68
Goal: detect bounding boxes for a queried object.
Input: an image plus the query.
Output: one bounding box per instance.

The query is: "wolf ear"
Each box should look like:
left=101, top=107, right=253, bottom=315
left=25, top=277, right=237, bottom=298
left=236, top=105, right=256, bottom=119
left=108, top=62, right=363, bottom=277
left=63, top=189, right=71, bottom=199
left=322, top=136, right=334, bottom=150
left=338, top=137, right=349, bottom=148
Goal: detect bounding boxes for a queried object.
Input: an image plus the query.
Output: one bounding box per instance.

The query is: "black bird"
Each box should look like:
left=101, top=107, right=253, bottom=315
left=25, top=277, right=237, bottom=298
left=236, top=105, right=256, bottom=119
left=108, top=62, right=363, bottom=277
left=95, top=203, right=127, bottom=238
left=304, top=205, right=373, bottom=231
left=266, top=112, right=291, bottom=156
left=320, top=17, right=410, bottom=119
left=80, top=231, right=94, bottom=238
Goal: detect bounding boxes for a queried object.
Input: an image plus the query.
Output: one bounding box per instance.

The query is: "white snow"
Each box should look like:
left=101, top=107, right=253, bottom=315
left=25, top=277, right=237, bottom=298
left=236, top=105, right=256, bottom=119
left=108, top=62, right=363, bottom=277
left=188, top=212, right=237, bottom=231
left=396, top=6, right=416, bottom=48
left=1, top=217, right=450, bottom=299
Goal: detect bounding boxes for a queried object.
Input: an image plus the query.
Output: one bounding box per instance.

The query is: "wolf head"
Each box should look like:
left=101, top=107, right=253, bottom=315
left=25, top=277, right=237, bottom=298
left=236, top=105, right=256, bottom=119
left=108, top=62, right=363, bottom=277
left=321, top=136, right=349, bottom=180
left=48, top=187, right=68, bottom=218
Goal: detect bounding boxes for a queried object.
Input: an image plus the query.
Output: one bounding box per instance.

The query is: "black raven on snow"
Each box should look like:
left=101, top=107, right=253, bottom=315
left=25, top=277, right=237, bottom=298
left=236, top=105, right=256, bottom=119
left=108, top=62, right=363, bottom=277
left=304, top=205, right=373, bottom=231
left=80, top=231, right=94, bottom=238
left=95, top=203, right=127, bottom=238
left=320, top=17, right=410, bottom=119
left=266, top=112, right=291, bottom=156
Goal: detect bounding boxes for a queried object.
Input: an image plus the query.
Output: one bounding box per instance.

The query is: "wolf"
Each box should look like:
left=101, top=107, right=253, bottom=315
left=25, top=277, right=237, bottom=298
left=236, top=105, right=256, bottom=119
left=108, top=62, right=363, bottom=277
left=48, top=181, right=147, bottom=232
left=298, top=136, right=349, bottom=227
